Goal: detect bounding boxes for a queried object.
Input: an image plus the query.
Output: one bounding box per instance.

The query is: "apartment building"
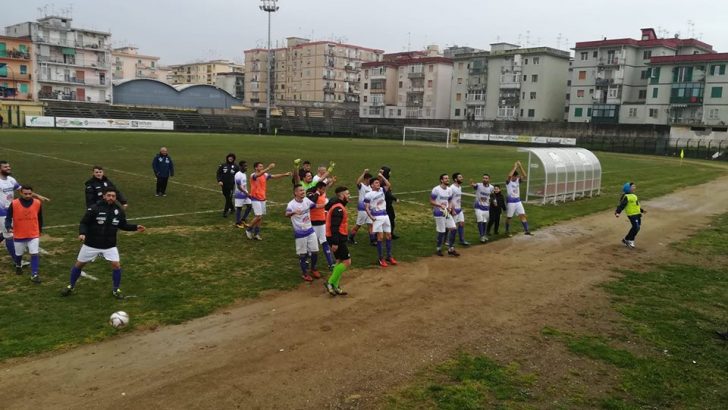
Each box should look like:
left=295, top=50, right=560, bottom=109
left=169, top=60, right=244, bottom=86
left=0, top=35, right=33, bottom=100
left=446, top=47, right=489, bottom=121
left=359, top=47, right=453, bottom=119
left=215, top=71, right=245, bottom=100
left=244, top=37, right=383, bottom=107
left=484, top=43, right=570, bottom=122
left=5, top=16, right=112, bottom=103
left=112, top=47, right=160, bottom=81
left=569, top=28, right=714, bottom=124
left=642, top=53, right=728, bottom=126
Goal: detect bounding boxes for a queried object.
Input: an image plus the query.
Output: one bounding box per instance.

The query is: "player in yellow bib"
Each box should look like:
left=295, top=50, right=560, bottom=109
left=615, top=182, right=646, bottom=249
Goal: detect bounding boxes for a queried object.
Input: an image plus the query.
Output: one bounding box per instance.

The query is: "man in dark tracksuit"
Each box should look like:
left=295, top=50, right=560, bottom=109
left=152, top=147, right=174, bottom=196
left=381, top=166, right=399, bottom=239
left=62, top=187, right=145, bottom=299
left=216, top=153, right=239, bottom=217
left=84, top=166, right=127, bottom=209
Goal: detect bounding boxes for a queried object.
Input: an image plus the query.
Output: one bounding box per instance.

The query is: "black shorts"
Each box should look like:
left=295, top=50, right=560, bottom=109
left=328, top=238, right=350, bottom=261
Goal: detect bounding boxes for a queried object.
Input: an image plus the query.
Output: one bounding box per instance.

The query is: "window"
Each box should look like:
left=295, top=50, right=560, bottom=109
left=20, top=65, right=27, bottom=74
left=528, top=109, right=535, bottom=117
left=397, top=109, right=402, bottom=116
left=564, top=106, right=570, bottom=113
left=580, top=52, right=588, bottom=61
left=640, top=70, right=648, bottom=79
left=363, top=96, right=367, bottom=102
left=629, top=108, right=637, bottom=117
left=534, top=57, right=540, bottom=64
left=523, top=75, right=527, bottom=82
left=587, top=108, right=592, bottom=117
left=711, top=86, right=723, bottom=98
left=577, top=89, right=585, bottom=98
left=20, top=83, right=28, bottom=93
left=643, top=50, right=652, bottom=60
left=399, top=81, right=402, bottom=88
left=0, top=65, right=6, bottom=77
left=524, top=58, right=529, bottom=65
left=530, top=92, right=536, bottom=99
left=428, top=65, right=434, bottom=72
left=589, top=89, right=594, bottom=94
left=0, top=42, right=6, bottom=57
left=522, top=92, right=526, bottom=99
left=575, top=107, right=583, bottom=117
left=520, top=109, right=524, bottom=117
left=454, top=108, right=461, bottom=116
left=650, top=67, right=661, bottom=84
left=427, top=79, right=433, bottom=88
left=566, top=93, right=570, bottom=100
left=456, top=93, right=462, bottom=101
left=672, top=66, right=693, bottom=82
left=457, top=77, right=463, bottom=84
left=709, top=108, right=719, bottom=119
left=649, top=108, right=658, bottom=118
left=578, top=71, right=586, bottom=80
left=652, top=88, right=658, bottom=98
left=593, top=51, right=598, bottom=58
left=638, top=90, right=647, bottom=99
left=531, top=74, right=538, bottom=82
left=458, top=62, right=464, bottom=69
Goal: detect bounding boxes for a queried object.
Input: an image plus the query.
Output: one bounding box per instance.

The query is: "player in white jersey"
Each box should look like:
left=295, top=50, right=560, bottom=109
left=233, top=161, right=253, bottom=228
left=471, top=173, right=495, bottom=243
left=429, top=174, right=459, bottom=257
left=347, top=169, right=375, bottom=245
left=450, top=173, right=470, bottom=246
left=505, top=160, right=532, bottom=236
left=285, top=184, right=325, bottom=282
left=364, top=173, right=397, bottom=267
left=0, top=161, right=50, bottom=272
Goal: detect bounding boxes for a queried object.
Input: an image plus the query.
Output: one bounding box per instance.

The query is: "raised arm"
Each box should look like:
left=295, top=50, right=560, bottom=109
left=517, top=161, right=528, bottom=179
left=508, top=162, right=519, bottom=179
left=356, top=169, right=369, bottom=185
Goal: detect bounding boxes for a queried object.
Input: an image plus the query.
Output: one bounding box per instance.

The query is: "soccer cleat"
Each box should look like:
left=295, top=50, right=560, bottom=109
left=448, top=249, right=460, bottom=257
left=245, top=229, right=253, bottom=239
left=524, top=231, right=533, bottom=236
left=436, top=249, right=444, bottom=257
left=15, top=265, right=23, bottom=275
left=21, top=260, right=30, bottom=267
left=622, top=238, right=629, bottom=247
left=328, top=264, right=335, bottom=271
left=311, top=270, right=321, bottom=279
left=348, top=234, right=357, bottom=244
left=112, top=289, right=125, bottom=300
left=378, top=259, right=388, bottom=268
left=334, top=287, right=348, bottom=296
left=155, top=193, right=161, bottom=197
left=254, top=234, right=263, bottom=241
left=301, top=274, right=314, bottom=282
left=30, top=274, right=41, bottom=284
left=628, top=240, right=636, bottom=249
left=507, top=232, right=513, bottom=238
left=325, top=282, right=337, bottom=296
left=460, top=241, right=471, bottom=246
left=386, top=256, right=398, bottom=265
left=60, top=285, right=74, bottom=297
left=235, top=222, right=245, bottom=229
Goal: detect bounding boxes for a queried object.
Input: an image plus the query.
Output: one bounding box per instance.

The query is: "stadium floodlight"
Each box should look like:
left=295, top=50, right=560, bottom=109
left=259, top=0, right=279, bottom=134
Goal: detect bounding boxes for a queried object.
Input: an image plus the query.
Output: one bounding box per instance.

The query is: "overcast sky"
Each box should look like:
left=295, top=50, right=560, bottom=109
left=3, top=0, right=727, bottom=65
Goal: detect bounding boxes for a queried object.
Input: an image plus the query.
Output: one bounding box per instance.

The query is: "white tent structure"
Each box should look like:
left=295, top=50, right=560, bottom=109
left=517, top=148, right=602, bottom=204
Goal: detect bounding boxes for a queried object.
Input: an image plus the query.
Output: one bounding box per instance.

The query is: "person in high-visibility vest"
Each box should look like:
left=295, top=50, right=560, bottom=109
left=5, top=185, right=43, bottom=283
left=325, top=186, right=352, bottom=296
left=615, top=182, right=646, bottom=249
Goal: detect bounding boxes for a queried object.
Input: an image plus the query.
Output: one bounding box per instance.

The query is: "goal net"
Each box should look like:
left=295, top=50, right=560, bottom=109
left=402, top=127, right=455, bottom=148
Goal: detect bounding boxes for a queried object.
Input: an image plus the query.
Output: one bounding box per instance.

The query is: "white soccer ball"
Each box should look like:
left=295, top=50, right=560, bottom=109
left=109, top=311, right=130, bottom=329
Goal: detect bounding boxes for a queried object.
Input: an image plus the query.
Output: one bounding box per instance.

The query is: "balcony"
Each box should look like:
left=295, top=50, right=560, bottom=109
left=0, top=73, right=31, bottom=81
left=407, top=70, right=425, bottom=79
left=591, top=104, right=620, bottom=124
left=595, top=78, right=614, bottom=87
left=370, top=99, right=385, bottom=107
left=466, top=97, right=486, bottom=106
left=0, top=50, right=31, bottom=60
left=323, top=85, right=335, bottom=94
left=38, top=56, right=109, bottom=69
left=370, top=87, right=386, bottom=94
left=344, top=63, right=355, bottom=71
left=670, top=82, right=704, bottom=105
left=369, top=69, right=386, bottom=79
left=598, top=57, right=620, bottom=66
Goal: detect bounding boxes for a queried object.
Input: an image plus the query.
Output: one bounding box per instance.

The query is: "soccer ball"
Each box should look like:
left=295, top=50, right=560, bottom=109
left=109, top=311, right=130, bottom=329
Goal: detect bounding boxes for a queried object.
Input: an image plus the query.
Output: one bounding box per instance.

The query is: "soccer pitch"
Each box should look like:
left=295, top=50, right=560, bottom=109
left=0, top=129, right=723, bottom=360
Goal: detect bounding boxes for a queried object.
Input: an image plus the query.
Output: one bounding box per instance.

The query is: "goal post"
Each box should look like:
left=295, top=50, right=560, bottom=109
left=402, top=127, right=454, bottom=148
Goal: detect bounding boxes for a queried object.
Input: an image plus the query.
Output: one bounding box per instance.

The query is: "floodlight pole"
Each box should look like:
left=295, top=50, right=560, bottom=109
left=259, top=0, right=279, bottom=134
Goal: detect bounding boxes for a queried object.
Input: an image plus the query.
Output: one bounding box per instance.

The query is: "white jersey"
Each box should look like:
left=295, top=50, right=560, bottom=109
left=357, top=183, right=372, bottom=211
left=233, top=171, right=249, bottom=199
left=430, top=185, right=452, bottom=217
left=506, top=178, right=521, bottom=203
left=364, top=188, right=387, bottom=217
left=286, top=197, right=315, bottom=238
left=450, top=184, right=463, bottom=214
left=473, top=183, right=494, bottom=211
left=0, top=176, right=20, bottom=216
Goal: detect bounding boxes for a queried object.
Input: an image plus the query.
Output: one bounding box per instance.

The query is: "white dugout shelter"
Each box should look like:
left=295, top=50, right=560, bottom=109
left=517, top=148, right=602, bottom=204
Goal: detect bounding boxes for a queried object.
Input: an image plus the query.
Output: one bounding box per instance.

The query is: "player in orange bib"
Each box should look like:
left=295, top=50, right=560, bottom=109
left=4, top=186, right=43, bottom=283
left=246, top=162, right=291, bottom=240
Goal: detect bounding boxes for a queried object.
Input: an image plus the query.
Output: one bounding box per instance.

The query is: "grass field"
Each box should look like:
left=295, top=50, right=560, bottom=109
left=386, top=212, right=728, bottom=409
left=0, top=129, right=725, bottom=361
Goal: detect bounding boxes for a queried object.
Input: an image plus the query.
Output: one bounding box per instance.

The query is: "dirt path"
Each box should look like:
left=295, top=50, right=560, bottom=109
left=2, top=177, right=728, bottom=410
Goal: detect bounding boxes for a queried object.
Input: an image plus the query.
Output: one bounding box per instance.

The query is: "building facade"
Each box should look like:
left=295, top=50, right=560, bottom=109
left=446, top=47, right=489, bottom=121
left=215, top=71, right=245, bottom=100
left=112, top=47, right=160, bottom=81
left=169, top=60, right=244, bottom=86
left=360, top=48, right=454, bottom=120
left=5, top=16, right=112, bottom=103
left=244, top=37, right=383, bottom=107
left=0, top=35, right=33, bottom=100
left=569, top=28, right=714, bottom=124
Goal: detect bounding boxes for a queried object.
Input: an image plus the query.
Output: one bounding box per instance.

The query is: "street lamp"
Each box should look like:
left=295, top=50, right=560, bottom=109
left=259, top=0, right=279, bottom=134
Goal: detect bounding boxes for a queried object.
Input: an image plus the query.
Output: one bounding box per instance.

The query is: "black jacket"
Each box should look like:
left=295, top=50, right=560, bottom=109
left=489, top=192, right=506, bottom=213
left=79, top=200, right=138, bottom=249
left=85, top=176, right=127, bottom=207
left=216, top=162, right=239, bottom=187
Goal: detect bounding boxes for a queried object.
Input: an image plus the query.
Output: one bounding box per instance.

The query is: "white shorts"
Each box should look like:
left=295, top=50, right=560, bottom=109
left=235, top=197, right=252, bottom=207
left=453, top=211, right=464, bottom=224
left=313, top=224, right=327, bottom=244
left=372, top=215, right=391, bottom=233
left=77, top=245, right=120, bottom=263
left=475, top=209, right=490, bottom=224
left=434, top=214, right=456, bottom=233
left=506, top=202, right=526, bottom=218
left=252, top=200, right=266, bottom=216
left=0, top=216, right=11, bottom=239
left=356, top=210, right=373, bottom=226
left=14, top=238, right=40, bottom=255
left=295, top=233, right=319, bottom=255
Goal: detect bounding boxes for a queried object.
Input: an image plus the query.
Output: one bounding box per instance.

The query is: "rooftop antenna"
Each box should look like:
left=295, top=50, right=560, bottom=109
left=407, top=32, right=411, bottom=52
left=525, top=30, right=531, bottom=47
left=517, top=33, right=522, bottom=46
left=687, top=20, right=695, bottom=38
left=556, top=32, right=563, bottom=49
